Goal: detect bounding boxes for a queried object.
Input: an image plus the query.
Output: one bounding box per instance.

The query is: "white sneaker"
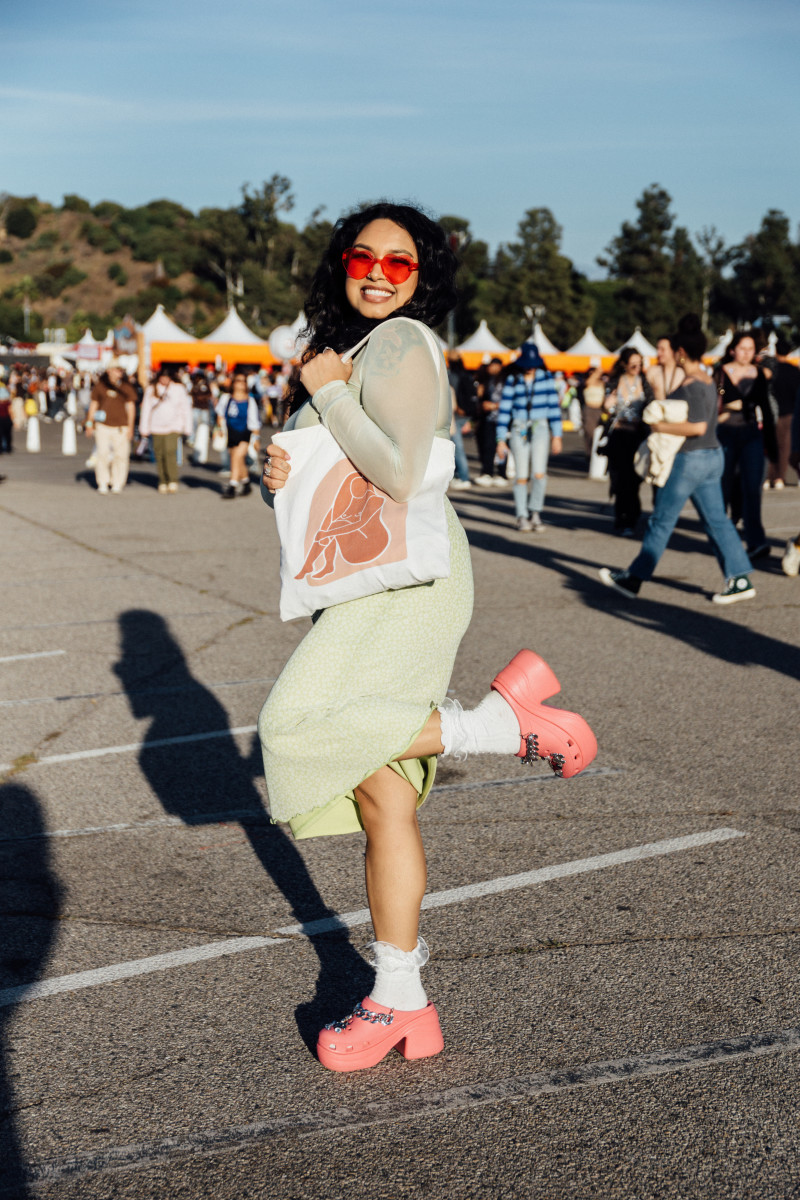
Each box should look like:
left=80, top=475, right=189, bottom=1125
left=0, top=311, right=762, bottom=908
left=97, top=485, right=109, bottom=495
left=530, top=512, right=545, bottom=532
left=450, top=478, right=471, bottom=491
left=516, top=516, right=533, bottom=532
left=475, top=474, right=494, bottom=487
left=491, top=476, right=508, bottom=487
left=782, top=538, right=800, bottom=577
left=110, top=486, right=123, bottom=494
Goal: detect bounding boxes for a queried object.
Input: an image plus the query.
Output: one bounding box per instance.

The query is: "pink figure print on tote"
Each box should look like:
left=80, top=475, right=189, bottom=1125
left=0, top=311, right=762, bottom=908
left=296, top=459, right=408, bottom=585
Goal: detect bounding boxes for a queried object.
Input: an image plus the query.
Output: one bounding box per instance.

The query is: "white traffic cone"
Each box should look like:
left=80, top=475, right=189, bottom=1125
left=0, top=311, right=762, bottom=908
left=194, top=420, right=210, bottom=464
left=62, top=416, right=77, bottom=456
left=26, top=415, right=41, bottom=452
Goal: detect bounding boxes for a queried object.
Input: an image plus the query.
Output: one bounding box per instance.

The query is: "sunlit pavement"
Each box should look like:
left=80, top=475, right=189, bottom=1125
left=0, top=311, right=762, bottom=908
left=1, top=426, right=799, bottom=1199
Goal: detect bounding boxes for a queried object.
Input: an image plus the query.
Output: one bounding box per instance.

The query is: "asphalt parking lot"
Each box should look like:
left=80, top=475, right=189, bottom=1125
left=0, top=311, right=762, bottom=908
left=1, top=426, right=799, bottom=1198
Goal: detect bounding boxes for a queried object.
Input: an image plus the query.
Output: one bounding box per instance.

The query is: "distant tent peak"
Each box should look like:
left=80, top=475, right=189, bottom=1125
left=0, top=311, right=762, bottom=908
left=141, top=304, right=197, bottom=344
left=615, top=327, right=658, bottom=357
left=456, top=320, right=511, bottom=355
left=206, top=307, right=268, bottom=345
left=530, top=323, right=561, bottom=356
left=565, top=327, right=612, bottom=357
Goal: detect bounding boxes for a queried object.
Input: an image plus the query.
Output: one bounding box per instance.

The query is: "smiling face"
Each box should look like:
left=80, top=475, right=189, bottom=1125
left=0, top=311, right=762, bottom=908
left=733, top=336, right=756, bottom=366
left=625, top=353, right=643, bottom=376
left=344, top=219, right=419, bottom=319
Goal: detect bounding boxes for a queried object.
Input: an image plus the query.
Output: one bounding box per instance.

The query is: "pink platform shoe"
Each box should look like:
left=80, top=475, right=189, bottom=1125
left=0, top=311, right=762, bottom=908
left=317, top=998, right=444, bottom=1072
left=491, top=649, right=597, bottom=778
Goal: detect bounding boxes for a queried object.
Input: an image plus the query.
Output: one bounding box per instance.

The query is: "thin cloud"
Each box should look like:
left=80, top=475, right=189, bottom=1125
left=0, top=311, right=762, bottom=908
left=0, top=88, right=420, bottom=123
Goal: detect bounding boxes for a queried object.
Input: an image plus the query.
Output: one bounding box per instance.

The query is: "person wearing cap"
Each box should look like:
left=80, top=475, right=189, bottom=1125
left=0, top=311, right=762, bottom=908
left=84, top=361, right=137, bottom=494
left=496, top=341, right=562, bottom=531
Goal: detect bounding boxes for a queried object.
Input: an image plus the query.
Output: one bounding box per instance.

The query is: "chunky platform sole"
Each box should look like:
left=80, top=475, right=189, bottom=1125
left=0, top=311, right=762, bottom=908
left=491, top=649, right=597, bottom=779
left=317, top=998, right=444, bottom=1072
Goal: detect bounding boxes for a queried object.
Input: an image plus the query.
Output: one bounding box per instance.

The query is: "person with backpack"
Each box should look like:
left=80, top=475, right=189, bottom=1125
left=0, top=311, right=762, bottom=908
left=215, top=371, right=261, bottom=498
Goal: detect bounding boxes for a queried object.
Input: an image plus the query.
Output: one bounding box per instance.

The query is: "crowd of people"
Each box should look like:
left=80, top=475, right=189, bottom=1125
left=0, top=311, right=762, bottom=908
left=1, top=317, right=798, bottom=578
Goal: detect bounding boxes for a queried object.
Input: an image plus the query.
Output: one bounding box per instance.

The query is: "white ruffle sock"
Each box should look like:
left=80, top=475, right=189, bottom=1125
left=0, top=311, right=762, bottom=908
left=438, top=693, right=520, bottom=760
left=368, top=936, right=430, bottom=1011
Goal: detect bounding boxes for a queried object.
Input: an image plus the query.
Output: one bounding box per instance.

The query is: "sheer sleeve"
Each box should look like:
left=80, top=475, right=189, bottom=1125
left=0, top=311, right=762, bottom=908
left=310, top=319, right=440, bottom=502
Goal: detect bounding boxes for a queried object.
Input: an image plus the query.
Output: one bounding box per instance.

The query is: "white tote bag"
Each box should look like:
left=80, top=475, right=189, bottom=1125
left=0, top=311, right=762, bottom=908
left=273, top=322, right=454, bottom=622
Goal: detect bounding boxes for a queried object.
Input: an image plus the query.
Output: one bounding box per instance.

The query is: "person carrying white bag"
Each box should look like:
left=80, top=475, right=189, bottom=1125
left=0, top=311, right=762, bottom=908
left=258, top=202, right=596, bottom=1075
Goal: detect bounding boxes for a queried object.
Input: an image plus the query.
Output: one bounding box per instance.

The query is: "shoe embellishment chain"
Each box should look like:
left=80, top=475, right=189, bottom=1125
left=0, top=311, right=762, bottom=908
left=324, top=1003, right=395, bottom=1033
left=522, top=732, right=540, bottom=765
left=522, top=732, right=567, bottom=777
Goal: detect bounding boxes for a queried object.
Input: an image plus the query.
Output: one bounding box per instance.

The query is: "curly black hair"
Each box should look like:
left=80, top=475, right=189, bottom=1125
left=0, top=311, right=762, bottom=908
left=288, top=201, right=458, bottom=413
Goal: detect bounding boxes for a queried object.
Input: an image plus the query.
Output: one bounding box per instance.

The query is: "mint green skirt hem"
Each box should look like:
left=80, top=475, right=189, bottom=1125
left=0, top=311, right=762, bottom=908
left=288, top=749, right=437, bottom=840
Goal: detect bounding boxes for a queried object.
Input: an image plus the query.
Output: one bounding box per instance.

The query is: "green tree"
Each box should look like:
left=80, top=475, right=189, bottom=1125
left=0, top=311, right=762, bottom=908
left=5, top=203, right=37, bottom=239
left=197, top=206, right=249, bottom=303
left=62, top=194, right=91, bottom=213
left=598, top=185, right=676, bottom=341
left=239, top=175, right=294, bottom=271
left=730, top=209, right=800, bottom=331
left=489, top=207, right=592, bottom=349
left=438, top=215, right=491, bottom=343
left=666, top=225, right=705, bottom=332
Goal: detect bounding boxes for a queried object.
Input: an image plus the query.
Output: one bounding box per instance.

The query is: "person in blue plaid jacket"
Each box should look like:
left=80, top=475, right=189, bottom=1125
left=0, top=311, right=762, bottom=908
left=496, top=342, right=562, bottom=531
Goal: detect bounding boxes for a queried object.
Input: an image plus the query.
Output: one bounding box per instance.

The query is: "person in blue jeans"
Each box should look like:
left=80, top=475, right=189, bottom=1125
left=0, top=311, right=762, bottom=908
left=599, top=314, right=755, bottom=606
left=496, top=342, right=562, bottom=531
left=447, top=351, right=476, bottom=489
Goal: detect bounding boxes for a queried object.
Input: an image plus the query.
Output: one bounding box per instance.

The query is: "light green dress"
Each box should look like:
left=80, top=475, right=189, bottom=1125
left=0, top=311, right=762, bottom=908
left=259, top=318, right=474, bottom=839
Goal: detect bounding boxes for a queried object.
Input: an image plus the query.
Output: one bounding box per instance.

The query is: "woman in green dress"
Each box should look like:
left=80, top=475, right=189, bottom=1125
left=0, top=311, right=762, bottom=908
left=260, top=202, right=596, bottom=1072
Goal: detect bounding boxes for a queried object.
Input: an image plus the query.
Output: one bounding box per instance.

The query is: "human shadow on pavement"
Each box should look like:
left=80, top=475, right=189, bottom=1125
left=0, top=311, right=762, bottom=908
left=0, top=783, right=62, bottom=1197
left=462, top=525, right=800, bottom=681
left=114, top=609, right=371, bottom=1053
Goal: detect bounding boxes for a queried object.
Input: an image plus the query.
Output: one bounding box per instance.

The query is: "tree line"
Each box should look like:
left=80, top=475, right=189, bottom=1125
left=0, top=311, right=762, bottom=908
left=1, top=180, right=798, bottom=349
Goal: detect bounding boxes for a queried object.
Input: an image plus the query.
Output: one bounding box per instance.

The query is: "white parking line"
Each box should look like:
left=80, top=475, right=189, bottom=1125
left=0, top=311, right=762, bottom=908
left=0, top=827, right=745, bottom=1009
left=0, top=649, right=66, bottom=664
left=0, top=725, right=260, bottom=772
left=0, top=768, right=623, bottom=844
left=0, top=609, right=241, bottom=632
left=0, top=675, right=277, bottom=710
left=22, top=1024, right=799, bottom=1186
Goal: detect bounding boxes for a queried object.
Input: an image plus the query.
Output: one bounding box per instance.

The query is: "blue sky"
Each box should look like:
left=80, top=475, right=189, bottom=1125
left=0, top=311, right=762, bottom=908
left=2, top=0, right=798, bottom=276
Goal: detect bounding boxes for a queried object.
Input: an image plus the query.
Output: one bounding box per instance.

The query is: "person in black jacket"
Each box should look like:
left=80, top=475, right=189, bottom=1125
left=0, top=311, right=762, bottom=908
left=715, top=331, right=776, bottom=559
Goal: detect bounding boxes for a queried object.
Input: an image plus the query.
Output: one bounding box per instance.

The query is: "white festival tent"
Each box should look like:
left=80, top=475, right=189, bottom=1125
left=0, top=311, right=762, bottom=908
left=456, top=319, right=510, bottom=356
left=706, top=329, right=734, bottom=361
left=142, top=304, right=197, bottom=344
left=616, top=327, right=658, bottom=358
left=206, top=307, right=269, bottom=345
left=75, top=328, right=103, bottom=367
left=531, top=323, right=561, bottom=355
left=565, top=327, right=612, bottom=357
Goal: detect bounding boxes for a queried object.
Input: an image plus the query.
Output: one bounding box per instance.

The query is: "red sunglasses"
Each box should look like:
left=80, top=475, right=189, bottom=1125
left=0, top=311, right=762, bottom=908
left=342, top=247, right=419, bottom=285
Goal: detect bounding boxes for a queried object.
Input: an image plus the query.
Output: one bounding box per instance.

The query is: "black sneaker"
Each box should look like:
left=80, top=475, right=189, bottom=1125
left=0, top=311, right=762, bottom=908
left=712, top=575, right=755, bottom=605
left=221, top=482, right=236, bottom=499
left=598, top=567, right=641, bottom=598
